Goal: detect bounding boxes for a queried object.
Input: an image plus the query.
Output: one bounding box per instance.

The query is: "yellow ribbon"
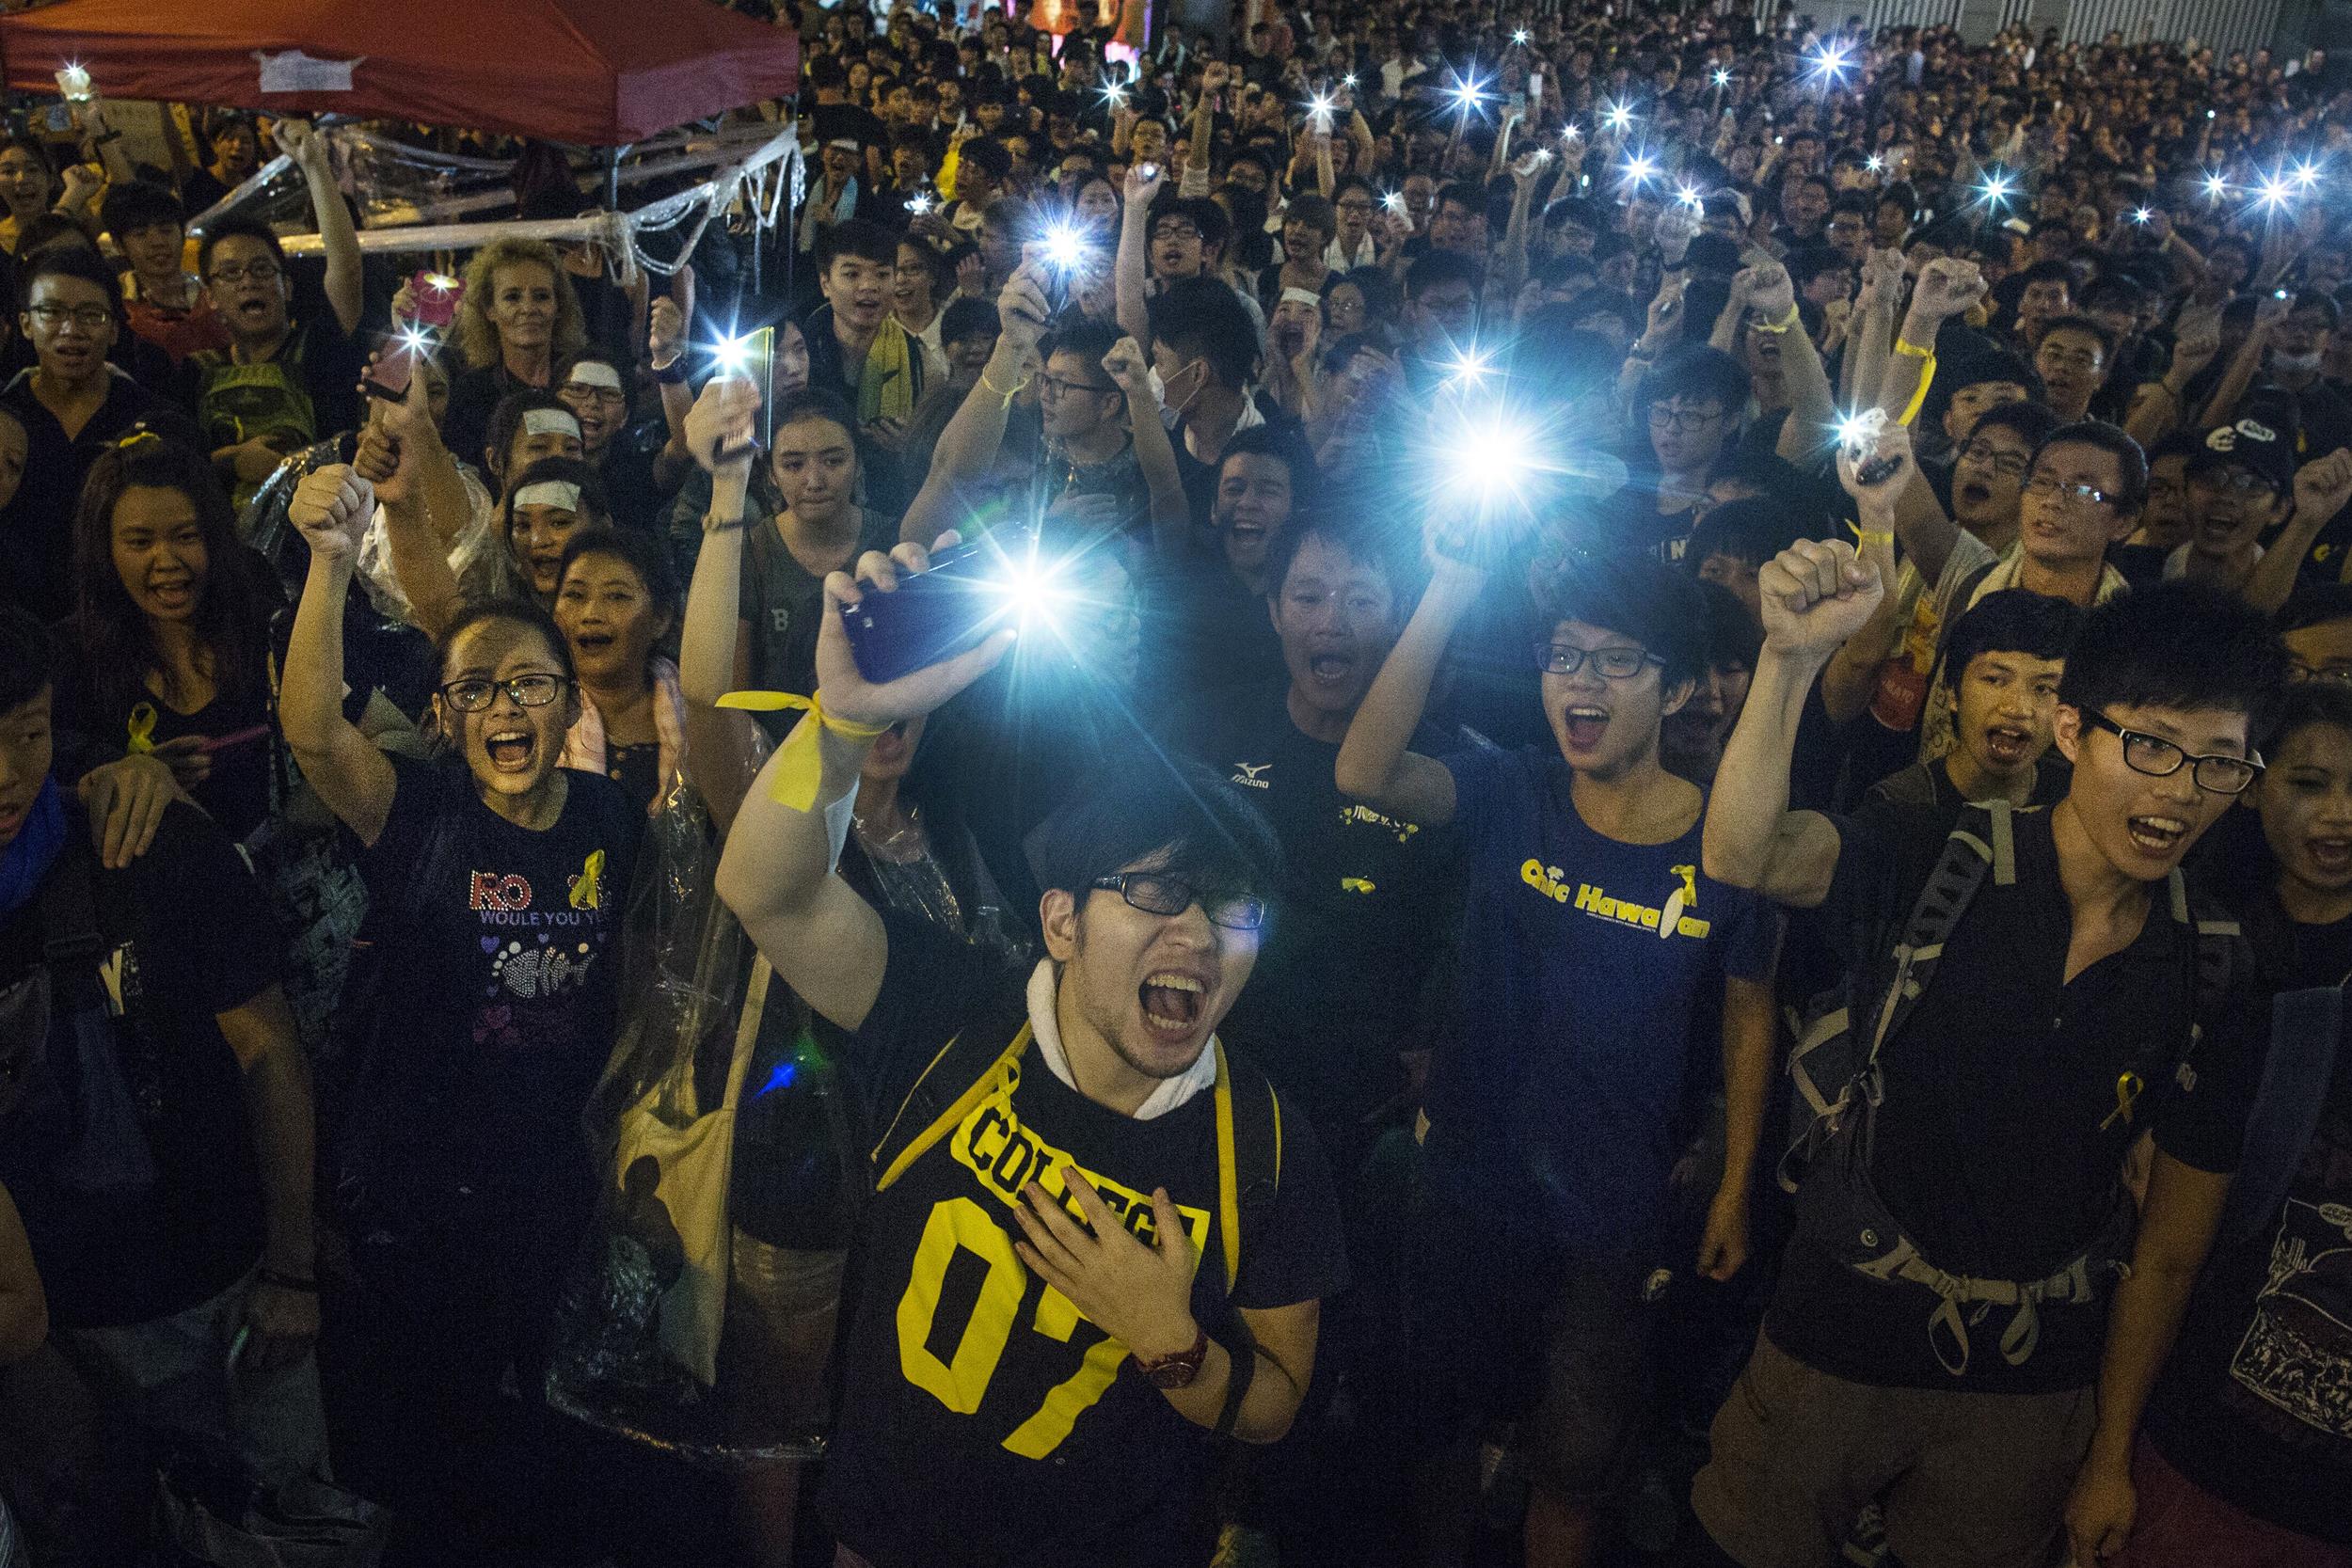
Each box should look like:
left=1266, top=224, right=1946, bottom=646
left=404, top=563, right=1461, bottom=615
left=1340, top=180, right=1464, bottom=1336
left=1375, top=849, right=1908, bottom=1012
left=568, top=848, right=606, bottom=911
left=714, top=689, right=890, bottom=812
left=126, top=701, right=157, bottom=754
left=2101, top=1069, right=2145, bottom=1131
left=1896, top=347, right=1936, bottom=427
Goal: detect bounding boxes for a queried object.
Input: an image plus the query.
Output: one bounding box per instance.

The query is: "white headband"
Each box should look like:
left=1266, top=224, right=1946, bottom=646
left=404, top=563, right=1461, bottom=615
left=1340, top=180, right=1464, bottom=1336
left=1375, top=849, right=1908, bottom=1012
left=564, top=362, right=624, bottom=392
left=1280, top=286, right=1323, bottom=309
left=522, top=408, right=582, bottom=438
left=514, top=482, right=582, bottom=512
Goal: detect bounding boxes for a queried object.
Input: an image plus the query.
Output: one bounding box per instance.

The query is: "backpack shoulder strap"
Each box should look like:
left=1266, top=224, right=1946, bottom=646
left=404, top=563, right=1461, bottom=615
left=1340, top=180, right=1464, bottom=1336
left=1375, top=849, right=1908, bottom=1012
left=1213, top=1040, right=1282, bottom=1298
left=1860, top=799, right=2006, bottom=1069
left=870, top=1021, right=1033, bottom=1193
left=2219, top=983, right=2343, bottom=1250
left=35, top=838, right=106, bottom=972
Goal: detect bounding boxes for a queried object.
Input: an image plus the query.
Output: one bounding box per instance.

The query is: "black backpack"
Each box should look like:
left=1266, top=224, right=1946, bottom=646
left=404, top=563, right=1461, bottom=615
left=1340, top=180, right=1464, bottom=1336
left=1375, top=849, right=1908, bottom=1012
left=1780, top=799, right=2237, bottom=1376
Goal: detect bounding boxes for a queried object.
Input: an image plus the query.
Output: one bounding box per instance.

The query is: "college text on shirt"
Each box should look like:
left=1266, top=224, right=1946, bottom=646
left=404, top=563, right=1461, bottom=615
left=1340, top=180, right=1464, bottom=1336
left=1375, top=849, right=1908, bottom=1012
left=892, top=1056, right=1212, bottom=1460
left=1521, top=859, right=1712, bottom=940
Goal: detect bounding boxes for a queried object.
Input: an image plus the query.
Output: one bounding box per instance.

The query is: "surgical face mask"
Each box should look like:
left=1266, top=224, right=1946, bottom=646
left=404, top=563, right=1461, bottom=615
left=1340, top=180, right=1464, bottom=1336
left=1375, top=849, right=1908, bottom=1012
left=2272, top=348, right=2324, bottom=376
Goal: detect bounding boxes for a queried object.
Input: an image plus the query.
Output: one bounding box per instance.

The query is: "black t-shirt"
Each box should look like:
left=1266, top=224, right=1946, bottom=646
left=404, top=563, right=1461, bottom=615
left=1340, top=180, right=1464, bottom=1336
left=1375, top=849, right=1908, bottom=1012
left=341, top=756, right=642, bottom=1218
left=1140, top=548, right=1283, bottom=701
left=0, top=801, right=278, bottom=1327
left=0, top=371, right=203, bottom=622
left=2141, top=912, right=2352, bottom=1543
left=1764, top=800, right=2256, bottom=1392
left=1177, top=685, right=1459, bottom=1143
left=816, top=912, right=1346, bottom=1568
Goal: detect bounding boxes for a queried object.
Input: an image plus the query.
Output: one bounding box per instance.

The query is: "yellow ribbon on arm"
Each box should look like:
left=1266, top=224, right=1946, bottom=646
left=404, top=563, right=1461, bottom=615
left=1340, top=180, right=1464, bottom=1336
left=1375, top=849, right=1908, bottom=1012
left=714, top=689, right=890, bottom=811
left=126, top=702, right=157, bottom=754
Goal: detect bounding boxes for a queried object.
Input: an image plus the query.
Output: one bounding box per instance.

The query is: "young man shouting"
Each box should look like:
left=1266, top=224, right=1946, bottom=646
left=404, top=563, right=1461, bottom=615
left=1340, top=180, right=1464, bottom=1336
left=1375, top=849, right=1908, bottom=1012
left=1692, top=536, right=2279, bottom=1568
left=1336, top=546, right=1779, bottom=1568
left=715, top=535, right=1343, bottom=1568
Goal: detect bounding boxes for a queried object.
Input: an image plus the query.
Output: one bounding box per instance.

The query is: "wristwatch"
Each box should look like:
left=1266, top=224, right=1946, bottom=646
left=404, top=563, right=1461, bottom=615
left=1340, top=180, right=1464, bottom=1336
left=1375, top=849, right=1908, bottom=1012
left=1134, top=1325, right=1210, bottom=1389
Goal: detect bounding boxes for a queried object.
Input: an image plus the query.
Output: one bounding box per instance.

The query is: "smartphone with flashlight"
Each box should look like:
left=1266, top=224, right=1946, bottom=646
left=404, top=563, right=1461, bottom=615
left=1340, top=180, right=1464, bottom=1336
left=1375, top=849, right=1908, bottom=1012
left=840, top=528, right=1041, bottom=685
left=54, top=66, right=94, bottom=103
left=409, top=271, right=464, bottom=329
left=712, top=326, right=774, bottom=464
left=364, top=332, right=425, bottom=402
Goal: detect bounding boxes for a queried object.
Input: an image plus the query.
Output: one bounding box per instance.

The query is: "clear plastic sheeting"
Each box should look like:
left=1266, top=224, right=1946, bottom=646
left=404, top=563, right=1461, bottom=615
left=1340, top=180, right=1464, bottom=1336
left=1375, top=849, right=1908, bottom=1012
left=545, top=760, right=850, bottom=1471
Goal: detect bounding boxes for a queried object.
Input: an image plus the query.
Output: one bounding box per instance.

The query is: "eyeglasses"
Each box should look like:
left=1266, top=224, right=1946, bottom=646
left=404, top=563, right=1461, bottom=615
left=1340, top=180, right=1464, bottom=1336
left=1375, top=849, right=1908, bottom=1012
left=1089, top=871, right=1267, bottom=931
left=437, top=673, right=571, bottom=712
left=1649, top=404, right=1726, bottom=432
left=1533, top=641, right=1663, bottom=678
left=2189, top=469, right=2277, bottom=496
left=1958, top=441, right=2030, bottom=478
left=206, top=261, right=280, bottom=286
left=26, top=303, right=109, bottom=330
left=2022, top=474, right=2115, bottom=508
left=1037, top=372, right=1117, bottom=399
left=1152, top=222, right=1201, bottom=243
left=2083, top=710, right=2262, bottom=795
left=2287, top=662, right=2352, bottom=685
left=1337, top=198, right=1376, bottom=214
left=562, top=384, right=628, bottom=405
left=2036, top=346, right=2104, bottom=372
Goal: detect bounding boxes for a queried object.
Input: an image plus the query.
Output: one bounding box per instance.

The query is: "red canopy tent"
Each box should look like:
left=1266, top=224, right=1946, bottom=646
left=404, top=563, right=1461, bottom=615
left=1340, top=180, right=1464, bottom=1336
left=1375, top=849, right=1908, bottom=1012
left=0, top=0, right=799, bottom=146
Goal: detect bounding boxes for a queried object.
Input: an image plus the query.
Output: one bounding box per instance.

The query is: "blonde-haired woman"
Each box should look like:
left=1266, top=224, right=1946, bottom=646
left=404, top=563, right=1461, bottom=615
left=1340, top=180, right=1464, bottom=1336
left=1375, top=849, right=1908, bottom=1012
left=439, top=236, right=589, bottom=475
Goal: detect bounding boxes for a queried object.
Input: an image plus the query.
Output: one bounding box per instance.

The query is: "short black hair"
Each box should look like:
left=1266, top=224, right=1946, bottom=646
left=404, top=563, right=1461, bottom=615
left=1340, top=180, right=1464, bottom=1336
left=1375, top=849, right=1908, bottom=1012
left=1262, top=514, right=1407, bottom=605
left=0, top=604, right=52, bottom=716
left=1537, top=551, right=1708, bottom=689
left=816, top=217, right=898, bottom=272
left=1636, top=343, right=1750, bottom=420
left=1149, top=277, right=1259, bottom=388
left=1220, top=423, right=1317, bottom=492
left=100, top=179, right=186, bottom=241
left=19, top=245, right=120, bottom=318
left=2280, top=581, right=2352, bottom=636
left=1943, top=589, right=2081, bottom=682
left=961, top=137, right=1014, bottom=182
left=2034, top=418, right=2147, bottom=513
left=1029, top=758, right=1283, bottom=904
left=1971, top=399, right=2064, bottom=452
left=2039, top=314, right=2116, bottom=362
left=195, top=214, right=285, bottom=279
left=556, top=526, right=678, bottom=621
left=486, top=388, right=580, bottom=472
left=1788, top=245, right=1855, bottom=291
left=1687, top=498, right=1805, bottom=571
left=2058, top=579, right=2284, bottom=729
left=2264, top=679, right=2352, bottom=752
left=940, top=295, right=1000, bottom=343
left=2018, top=259, right=2075, bottom=292
left=1947, top=346, right=2043, bottom=398
left=1406, top=247, right=1485, bottom=300
left=437, top=598, right=576, bottom=682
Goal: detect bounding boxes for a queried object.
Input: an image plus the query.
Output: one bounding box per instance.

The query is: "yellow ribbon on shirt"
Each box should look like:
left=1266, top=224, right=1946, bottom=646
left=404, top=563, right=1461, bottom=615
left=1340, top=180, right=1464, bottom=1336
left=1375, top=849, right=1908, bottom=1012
left=126, top=702, right=157, bottom=754
left=2101, top=1069, right=2145, bottom=1131
left=714, top=689, right=890, bottom=811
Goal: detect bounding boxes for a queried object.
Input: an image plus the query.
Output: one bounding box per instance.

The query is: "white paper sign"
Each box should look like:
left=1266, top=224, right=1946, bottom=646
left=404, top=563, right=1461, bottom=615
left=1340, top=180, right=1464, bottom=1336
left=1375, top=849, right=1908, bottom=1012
left=255, top=50, right=360, bottom=94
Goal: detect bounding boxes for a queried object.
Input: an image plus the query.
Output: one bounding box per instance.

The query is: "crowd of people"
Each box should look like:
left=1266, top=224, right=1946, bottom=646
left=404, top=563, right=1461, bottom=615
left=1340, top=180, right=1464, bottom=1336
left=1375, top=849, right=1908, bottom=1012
left=0, top=1, right=2349, bottom=1565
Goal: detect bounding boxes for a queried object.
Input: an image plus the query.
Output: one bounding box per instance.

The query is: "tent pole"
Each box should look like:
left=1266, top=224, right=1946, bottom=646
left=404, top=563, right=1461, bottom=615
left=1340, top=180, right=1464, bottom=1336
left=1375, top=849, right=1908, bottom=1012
left=606, top=144, right=626, bottom=212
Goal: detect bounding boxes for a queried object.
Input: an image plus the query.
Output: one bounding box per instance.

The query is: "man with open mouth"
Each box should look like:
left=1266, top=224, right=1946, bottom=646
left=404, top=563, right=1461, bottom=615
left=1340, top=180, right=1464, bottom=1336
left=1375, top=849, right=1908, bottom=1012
left=716, top=536, right=1343, bottom=1568
left=1338, top=546, right=1780, bottom=1567
left=1866, top=590, right=2079, bottom=821
left=1693, top=544, right=2279, bottom=1568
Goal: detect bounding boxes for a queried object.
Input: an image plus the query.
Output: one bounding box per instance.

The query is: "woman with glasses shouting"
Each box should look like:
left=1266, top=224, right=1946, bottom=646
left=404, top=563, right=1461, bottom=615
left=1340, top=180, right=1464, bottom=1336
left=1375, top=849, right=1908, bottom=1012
left=280, top=461, right=644, bottom=1561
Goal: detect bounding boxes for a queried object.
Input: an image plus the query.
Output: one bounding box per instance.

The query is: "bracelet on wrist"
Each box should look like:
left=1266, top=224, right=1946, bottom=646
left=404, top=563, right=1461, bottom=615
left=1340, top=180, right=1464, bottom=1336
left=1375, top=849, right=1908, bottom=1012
left=651, top=354, right=686, bottom=384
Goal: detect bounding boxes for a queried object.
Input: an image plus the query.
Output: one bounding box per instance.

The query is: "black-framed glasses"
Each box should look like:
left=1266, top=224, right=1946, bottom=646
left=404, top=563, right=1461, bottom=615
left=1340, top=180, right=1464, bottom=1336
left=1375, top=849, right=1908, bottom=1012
left=1038, top=372, right=1117, bottom=400
left=26, top=303, right=109, bottom=330
left=2188, top=469, right=2277, bottom=497
left=1648, top=403, right=1726, bottom=432
left=437, top=673, right=571, bottom=713
left=2023, top=474, right=2115, bottom=508
left=1089, top=872, right=1267, bottom=931
left=1958, top=440, right=2029, bottom=478
left=2083, top=710, right=2263, bottom=795
left=2287, top=662, right=2352, bottom=686
left=1533, top=641, right=1662, bottom=679
left=206, top=261, right=280, bottom=286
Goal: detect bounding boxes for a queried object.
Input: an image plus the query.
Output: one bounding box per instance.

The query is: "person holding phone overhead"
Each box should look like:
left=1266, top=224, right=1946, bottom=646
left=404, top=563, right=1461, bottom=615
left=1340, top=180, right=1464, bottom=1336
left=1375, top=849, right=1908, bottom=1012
left=188, top=119, right=365, bottom=510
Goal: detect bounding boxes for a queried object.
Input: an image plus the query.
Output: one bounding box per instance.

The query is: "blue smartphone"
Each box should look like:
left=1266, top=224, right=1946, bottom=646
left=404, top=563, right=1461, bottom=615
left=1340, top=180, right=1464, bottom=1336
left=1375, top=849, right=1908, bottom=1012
left=839, top=529, right=1038, bottom=685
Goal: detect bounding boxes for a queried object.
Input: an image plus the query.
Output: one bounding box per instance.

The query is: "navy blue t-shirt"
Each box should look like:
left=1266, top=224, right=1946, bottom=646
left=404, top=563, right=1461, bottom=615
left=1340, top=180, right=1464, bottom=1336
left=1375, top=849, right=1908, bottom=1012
left=1425, top=746, right=1780, bottom=1257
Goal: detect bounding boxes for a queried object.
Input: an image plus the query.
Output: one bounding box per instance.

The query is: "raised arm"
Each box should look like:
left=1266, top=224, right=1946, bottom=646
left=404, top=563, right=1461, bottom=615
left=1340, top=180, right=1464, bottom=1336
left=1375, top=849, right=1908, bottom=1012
left=278, top=120, right=362, bottom=338
left=899, top=265, right=1049, bottom=546
left=715, top=537, right=1017, bottom=1031
left=1180, top=64, right=1224, bottom=199
left=1756, top=262, right=1835, bottom=467
left=360, top=365, right=472, bottom=639
left=1704, top=533, right=1884, bottom=908
left=1334, top=548, right=1476, bottom=827
left=2245, top=448, right=2352, bottom=614
left=1103, top=335, right=1189, bottom=546
left=1116, top=163, right=1165, bottom=346
left=647, top=269, right=698, bottom=490
left=282, top=466, right=399, bottom=847
left=2199, top=291, right=2287, bottom=432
